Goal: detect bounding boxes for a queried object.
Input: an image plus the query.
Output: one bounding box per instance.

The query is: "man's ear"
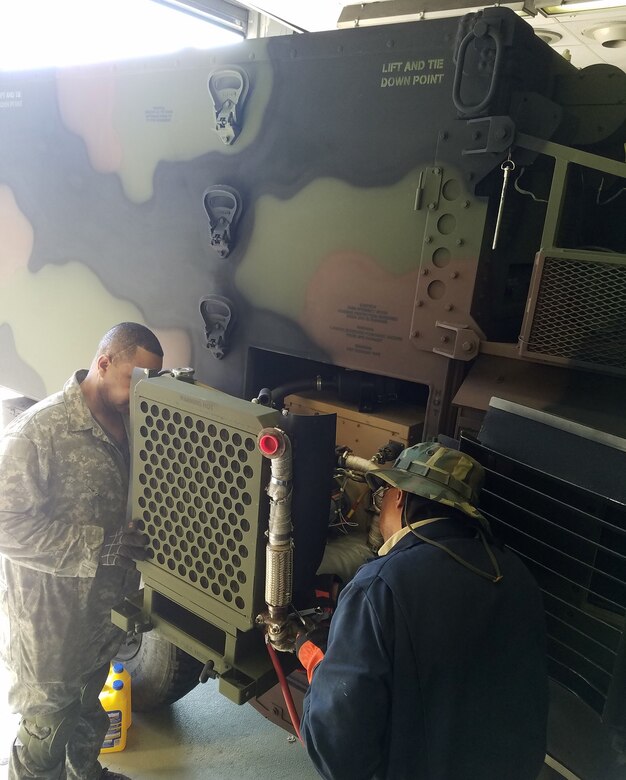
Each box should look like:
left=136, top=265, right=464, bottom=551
left=393, top=489, right=406, bottom=510
left=96, top=354, right=111, bottom=377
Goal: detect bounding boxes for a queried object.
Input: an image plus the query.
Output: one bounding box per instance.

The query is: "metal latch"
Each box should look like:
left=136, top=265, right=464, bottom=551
left=208, top=66, right=249, bottom=145
left=414, top=167, right=443, bottom=212
left=433, top=321, right=481, bottom=360
left=203, top=185, right=242, bottom=258
left=199, top=659, right=219, bottom=683
left=170, top=367, right=195, bottom=383
left=200, top=295, right=235, bottom=360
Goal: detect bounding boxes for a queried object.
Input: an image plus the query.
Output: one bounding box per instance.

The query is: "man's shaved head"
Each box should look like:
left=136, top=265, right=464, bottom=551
left=96, top=322, right=163, bottom=362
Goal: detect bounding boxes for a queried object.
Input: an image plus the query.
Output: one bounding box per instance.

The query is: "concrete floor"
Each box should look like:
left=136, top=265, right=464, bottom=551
left=0, top=667, right=319, bottom=780
left=0, top=663, right=568, bottom=780
left=105, top=696, right=563, bottom=780
left=100, top=683, right=320, bottom=780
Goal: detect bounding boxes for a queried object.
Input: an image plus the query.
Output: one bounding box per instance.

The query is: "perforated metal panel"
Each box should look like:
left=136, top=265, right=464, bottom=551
left=137, top=400, right=260, bottom=608
left=520, top=253, right=626, bottom=373
left=130, top=373, right=281, bottom=633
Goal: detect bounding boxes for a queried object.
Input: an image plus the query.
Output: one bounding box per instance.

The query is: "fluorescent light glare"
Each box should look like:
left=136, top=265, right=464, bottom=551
left=337, top=1, right=531, bottom=29
left=542, top=0, right=626, bottom=14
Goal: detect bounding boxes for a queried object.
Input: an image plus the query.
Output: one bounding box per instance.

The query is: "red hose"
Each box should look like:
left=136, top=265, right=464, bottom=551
left=265, top=638, right=303, bottom=744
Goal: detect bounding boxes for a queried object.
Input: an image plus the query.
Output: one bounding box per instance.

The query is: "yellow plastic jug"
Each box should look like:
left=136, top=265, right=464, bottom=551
left=110, top=662, right=132, bottom=726
left=99, top=678, right=129, bottom=753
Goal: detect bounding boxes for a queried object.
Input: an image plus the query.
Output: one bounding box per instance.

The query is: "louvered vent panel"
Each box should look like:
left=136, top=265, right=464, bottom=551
left=461, top=436, right=626, bottom=725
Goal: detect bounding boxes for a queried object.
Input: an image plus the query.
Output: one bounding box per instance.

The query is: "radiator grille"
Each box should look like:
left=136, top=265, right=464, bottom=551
left=135, top=399, right=262, bottom=618
left=525, top=256, right=626, bottom=371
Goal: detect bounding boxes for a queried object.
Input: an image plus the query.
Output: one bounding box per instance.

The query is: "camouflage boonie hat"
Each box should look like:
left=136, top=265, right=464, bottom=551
left=365, top=442, right=488, bottom=526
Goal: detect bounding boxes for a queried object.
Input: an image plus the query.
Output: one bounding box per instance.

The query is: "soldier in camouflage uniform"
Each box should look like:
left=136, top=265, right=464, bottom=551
left=0, top=323, right=163, bottom=780
left=296, top=443, right=549, bottom=780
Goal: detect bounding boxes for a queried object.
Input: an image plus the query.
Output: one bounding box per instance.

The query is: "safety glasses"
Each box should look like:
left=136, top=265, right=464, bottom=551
left=372, top=485, right=390, bottom=511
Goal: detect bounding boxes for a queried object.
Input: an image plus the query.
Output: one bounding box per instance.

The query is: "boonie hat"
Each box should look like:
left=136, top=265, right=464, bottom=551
left=365, top=442, right=488, bottom=526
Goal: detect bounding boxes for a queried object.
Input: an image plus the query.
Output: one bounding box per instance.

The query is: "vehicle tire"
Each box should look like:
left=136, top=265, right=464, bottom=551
left=114, top=631, right=204, bottom=712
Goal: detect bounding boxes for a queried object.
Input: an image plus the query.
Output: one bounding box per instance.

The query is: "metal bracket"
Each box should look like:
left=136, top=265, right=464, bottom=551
left=111, top=594, right=153, bottom=634
left=207, top=66, right=249, bottom=145
left=432, top=321, right=481, bottom=360
left=200, top=294, right=235, bottom=360
left=203, top=185, right=242, bottom=259
left=462, top=116, right=515, bottom=155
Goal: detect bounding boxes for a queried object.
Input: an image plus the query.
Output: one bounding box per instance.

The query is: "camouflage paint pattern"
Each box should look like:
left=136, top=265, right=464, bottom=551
left=0, top=16, right=487, bottom=405
left=0, top=9, right=623, bottom=440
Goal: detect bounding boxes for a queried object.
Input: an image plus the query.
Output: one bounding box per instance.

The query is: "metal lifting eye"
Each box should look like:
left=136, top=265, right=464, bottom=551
left=207, top=66, right=249, bottom=146
left=202, top=185, right=242, bottom=259
left=199, top=295, right=235, bottom=360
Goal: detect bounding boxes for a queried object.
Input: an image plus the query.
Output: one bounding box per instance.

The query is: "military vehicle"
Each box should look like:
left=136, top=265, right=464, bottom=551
left=1, top=5, right=626, bottom=778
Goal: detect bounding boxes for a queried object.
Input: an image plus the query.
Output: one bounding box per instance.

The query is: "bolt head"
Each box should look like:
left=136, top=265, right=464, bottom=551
left=474, top=20, right=488, bottom=37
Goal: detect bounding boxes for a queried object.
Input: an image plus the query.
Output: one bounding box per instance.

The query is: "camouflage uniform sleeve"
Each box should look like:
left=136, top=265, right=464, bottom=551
left=0, top=434, right=104, bottom=577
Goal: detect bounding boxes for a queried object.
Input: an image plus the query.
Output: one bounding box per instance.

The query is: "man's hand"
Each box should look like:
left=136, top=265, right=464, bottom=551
left=296, top=624, right=330, bottom=683
left=100, top=520, right=149, bottom=570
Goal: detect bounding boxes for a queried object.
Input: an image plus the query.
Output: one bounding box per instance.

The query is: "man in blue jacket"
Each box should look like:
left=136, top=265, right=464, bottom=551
left=297, top=442, right=548, bottom=780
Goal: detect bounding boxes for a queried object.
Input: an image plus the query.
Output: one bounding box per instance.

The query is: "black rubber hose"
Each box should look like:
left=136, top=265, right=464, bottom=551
left=254, top=377, right=338, bottom=409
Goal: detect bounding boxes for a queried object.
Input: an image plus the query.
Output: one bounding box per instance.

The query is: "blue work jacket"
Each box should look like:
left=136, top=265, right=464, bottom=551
left=301, top=515, right=548, bottom=780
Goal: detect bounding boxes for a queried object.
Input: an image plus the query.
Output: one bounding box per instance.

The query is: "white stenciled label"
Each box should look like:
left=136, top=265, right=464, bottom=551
left=0, top=89, right=23, bottom=109
left=380, top=59, right=445, bottom=89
